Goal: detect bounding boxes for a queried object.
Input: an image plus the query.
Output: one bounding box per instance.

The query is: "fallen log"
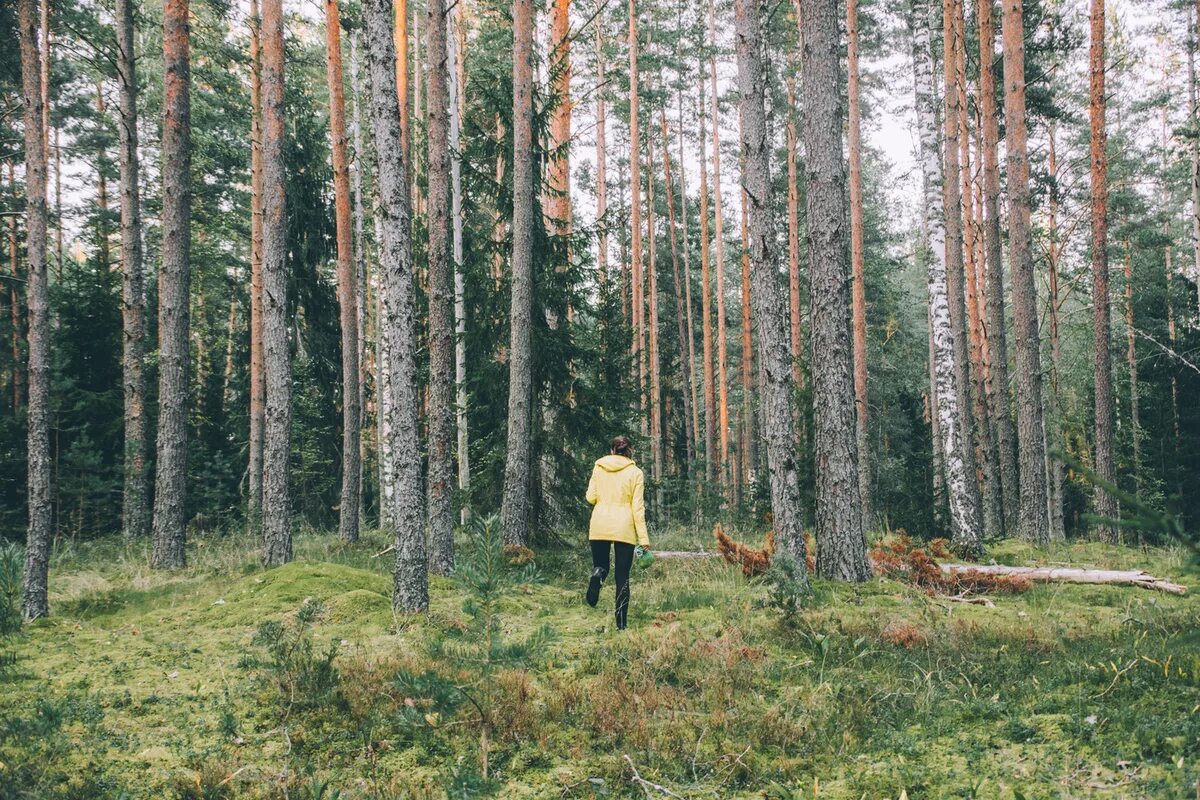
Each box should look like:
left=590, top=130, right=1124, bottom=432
left=938, top=563, right=1187, bottom=595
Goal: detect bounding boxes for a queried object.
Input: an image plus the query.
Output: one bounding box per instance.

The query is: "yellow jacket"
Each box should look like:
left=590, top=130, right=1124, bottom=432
left=585, top=455, right=649, bottom=546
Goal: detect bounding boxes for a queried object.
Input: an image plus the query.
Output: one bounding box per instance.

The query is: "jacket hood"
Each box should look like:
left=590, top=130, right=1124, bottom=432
left=595, top=454, right=635, bottom=472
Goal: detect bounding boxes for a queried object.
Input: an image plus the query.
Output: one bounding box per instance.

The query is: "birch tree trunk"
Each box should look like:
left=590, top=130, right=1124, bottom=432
left=847, top=0, right=871, bottom=528
left=786, top=77, right=803, bottom=392
left=1191, top=3, right=1200, bottom=326
left=1000, top=0, right=1050, bottom=545
left=325, top=0, right=362, bottom=544
left=426, top=0, right=454, bottom=572
left=734, top=0, right=812, bottom=578
left=911, top=0, right=982, bottom=554
left=941, top=0, right=983, bottom=557
left=151, top=0, right=192, bottom=571
left=350, top=30, right=370, bottom=525
left=365, top=0, right=428, bottom=610
left=18, top=0, right=51, bottom=619
left=737, top=120, right=755, bottom=491
left=248, top=0, right=266, bottom=524
left=450, top=1, right=469, bottom=525
left=501, top=0, right=535, bottom=547
left=116, top=0, right=148, bottom=540
left=804, top=0, right=870, bottom=581
left=977, top=0, right=1017, bottom=536
left=1089, top=0, right=1117, bottom=541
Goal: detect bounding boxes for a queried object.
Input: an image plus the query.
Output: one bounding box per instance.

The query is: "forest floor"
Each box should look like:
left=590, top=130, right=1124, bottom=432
left=2, top=525, right=1198, bottom=799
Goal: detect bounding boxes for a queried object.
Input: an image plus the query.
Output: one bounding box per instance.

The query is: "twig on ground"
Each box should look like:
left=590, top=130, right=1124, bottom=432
left=624, top=754, right=686, bottom=799
left=371, top=544, right=395, bottom=559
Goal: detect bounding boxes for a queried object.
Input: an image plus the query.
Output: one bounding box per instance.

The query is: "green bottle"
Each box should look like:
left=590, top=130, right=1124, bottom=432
left=635, top=545, right=654, bottom=570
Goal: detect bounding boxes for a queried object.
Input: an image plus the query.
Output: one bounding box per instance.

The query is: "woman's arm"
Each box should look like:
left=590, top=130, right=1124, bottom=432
left=632, top=471, right=649, bottom=547
left=586, top=467, right=599, bottom=505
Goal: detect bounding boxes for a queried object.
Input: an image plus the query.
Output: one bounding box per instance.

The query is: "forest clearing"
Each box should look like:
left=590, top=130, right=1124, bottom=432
left=4, top=0, right=1200, bottom=794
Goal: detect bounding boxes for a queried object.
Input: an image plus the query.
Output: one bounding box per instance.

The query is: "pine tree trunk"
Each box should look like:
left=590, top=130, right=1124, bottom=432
left=847, top=0, right=871, bottom=529
left=450, top=2, right=469, bottom=525
left=248, top=0, right=266, bottom=524
left=396, top=0, right=410, bottom=167
left=1089, top=0, right=1117, bottom=542
left=708, top=0, right=730, bottom=494
left=1191, top=4, right=1200, bottom=326
left=95, top=84, right=112, bottom=269
left=1000, top=0, right=1050, bottom=544
left=941, top=0, right=983, bottom=557
left=647, top=133, right=664, bottom=513
left=660, top=109, right=696, bottom=470
left=151, top=0, right=192, bottom=571
left=977, top=0, right=1017, bottom=537
left=116, top=0, right=148, bottom=540
left=698, top=76, right=717, bottom=488
left=629, top=0, right=646, bottom=437
left=734, top=0, right=811, bottom=578
left=1122, top=239, right=1139, bottom=495
left=18, top=0, right=50, bottom=619
left=501, top=0, right=535, bottom=547
left=786, top=78, right=803, bottom=393
left=956, top=0, right=1001, bottom=543
left=911, top=0, right=982, bottom=555
left=325, top=0, right=362, bottom=544
left=596, top=22, right=608, bottom=289
left=425, top=0, right=454, bottom=572
left=804, top=0, right=870, bottom=581
left=6, top=162, right=22, bottom=414
left=364, top=0, right=428, bottom=610
left=737, top=119, right=755, bottom=492
left=1046, top=121, right=1067, bottom=541
left=260, top=0, right=293, bottom=565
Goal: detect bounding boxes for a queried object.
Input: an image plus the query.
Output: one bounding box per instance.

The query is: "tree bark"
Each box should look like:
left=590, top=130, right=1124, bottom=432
left=1191, top=3, right=1200, bottom=326
left=1089, top=0, right=1117, bottom=542
left=629, top=0, right=646, bottom=436
left=450, top=2, right=469, bottom=525
left=1000, top=0, right=1050, bottom=544
left=6, top=162, right=21, bottom=414
left=786, top=77, right=803, bottom=393
left=1122, top=238, right=1139, bottom=495
left=325, top=0, right=362, bottom=544
left=660, top=109, right=696, bottom=470
left=847, top=0, right=871, bottom=529
left=151, top=0, right=192, bottom=571
left=350, top=30, right=371, bottom=526
left=365, top=0, right=428, bottom=610
left=426, top=0, right=454, bottom=572
left=804, top=0, right=870, bottom=581
left=260, top=0, right=293, bottom=565
left=647, top=132, right=663, bottom=512
left=734, top=0, right=811, bottom=578
left=708, top=0, right=730, bottom=493
left=911, top=0, right=982, bottom=556
left=248, top=0, right=266, bottom=525
left=18, top=0, right=50, bottom=619
left=677, top=80, right=700, bottom=478
left=596, top=21, right=608, bottom=290
left=737, top=116, right=755, bottom=492
left=977, top=0, right=1017, bottom=537
left=698, top=76, right=716, bottom=488
left=116, top=0, right=148, bottom=540
left=396, top=0, right=410, bottom=167
left=501, top=0, right=535, bottom=547
left=1046, top=121, right=1067, bottom=541
left=942, top=0, right=983, bottom=557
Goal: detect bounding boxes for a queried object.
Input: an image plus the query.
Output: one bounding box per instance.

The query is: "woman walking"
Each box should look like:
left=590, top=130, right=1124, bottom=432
left=584, top=435, right=650, bottom=630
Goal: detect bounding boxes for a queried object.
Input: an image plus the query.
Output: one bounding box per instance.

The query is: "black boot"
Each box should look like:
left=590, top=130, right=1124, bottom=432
left=586, top=567, right=606, bottom=607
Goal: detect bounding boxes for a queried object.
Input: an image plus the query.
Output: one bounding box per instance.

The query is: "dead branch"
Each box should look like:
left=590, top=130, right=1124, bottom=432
left=938, top=564, right=1186, bottom=595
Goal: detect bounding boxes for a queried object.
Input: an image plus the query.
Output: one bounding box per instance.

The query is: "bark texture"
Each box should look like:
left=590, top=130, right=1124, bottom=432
left=116, top=0, right=148, bottom=540
left=734, top=0, right=811, bottom=577
left=911, top=0, right=982, bottom=554
left=500, top=0, right=535, bottom=547
left=325, top=0, right=362, bottom=544
left=248, top=0, right=265, bottom=523
left=151, top=0, right=192, bottom=571
left=364, top=0, right=428, bottom=611
left=977, top=0, right=1017, bottom=536
left=708, top=0, right=730, bottom=491
left=660, top=109, right=696, bottom=468
left=426, top=0, right=455, bottom=572
left=698, top=76, right=716, bottom=487
left=1001, top=0, right=1050, bottom=544
left=450, top=1, right=469, bottom=525
left=847, top=0, right=871, bottom=528
left=1089, top=0, right=1117, bottom=541
left=19, top=0, right=51, bottom=619
left=803, top=0, right=870, bottom=582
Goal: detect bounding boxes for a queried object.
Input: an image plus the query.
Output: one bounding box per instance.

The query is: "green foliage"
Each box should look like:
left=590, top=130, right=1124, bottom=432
left=393, top=515, right=553, bottom=785
left=247, top=598, right=342, bottom=717
left=0, top=542, right=21, bottom=672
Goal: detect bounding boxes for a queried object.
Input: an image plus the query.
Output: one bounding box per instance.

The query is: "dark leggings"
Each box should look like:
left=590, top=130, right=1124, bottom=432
left=591, top=540, right=635, bottom=629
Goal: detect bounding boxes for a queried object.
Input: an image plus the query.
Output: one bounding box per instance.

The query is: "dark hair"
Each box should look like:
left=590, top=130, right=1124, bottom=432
left=610, top=435, right=633, bottom=458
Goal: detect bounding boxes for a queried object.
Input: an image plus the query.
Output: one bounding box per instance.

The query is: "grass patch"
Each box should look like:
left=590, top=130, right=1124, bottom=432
left=1, top=529, right=1197, bottom=798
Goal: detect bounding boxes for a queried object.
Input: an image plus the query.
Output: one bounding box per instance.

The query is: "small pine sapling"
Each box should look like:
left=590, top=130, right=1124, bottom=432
left=393, top=514, right=553, bottom=783
left=0, top=543, right=22, bottom=671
